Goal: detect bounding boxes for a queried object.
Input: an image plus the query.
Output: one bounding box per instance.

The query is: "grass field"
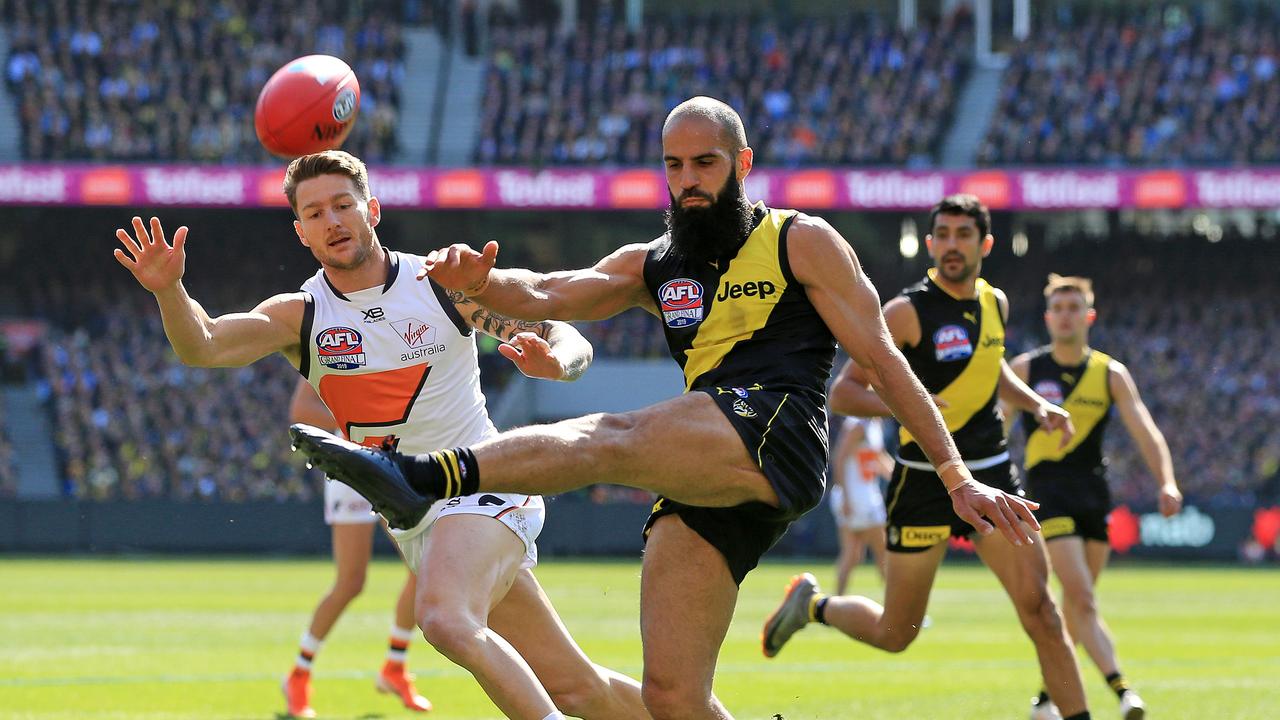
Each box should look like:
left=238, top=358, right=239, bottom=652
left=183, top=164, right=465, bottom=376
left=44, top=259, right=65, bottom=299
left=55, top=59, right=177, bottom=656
left=1, top=557, right=1277, bottom=719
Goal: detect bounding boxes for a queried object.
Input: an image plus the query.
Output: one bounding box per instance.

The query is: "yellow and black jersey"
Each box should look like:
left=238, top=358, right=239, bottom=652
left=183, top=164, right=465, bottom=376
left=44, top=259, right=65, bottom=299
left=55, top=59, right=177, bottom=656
left=1022, top=346, right=1114, bottom=480
left=897, top=269, right=1007, bottom=463
left=642, top=203, right=836, bottom=399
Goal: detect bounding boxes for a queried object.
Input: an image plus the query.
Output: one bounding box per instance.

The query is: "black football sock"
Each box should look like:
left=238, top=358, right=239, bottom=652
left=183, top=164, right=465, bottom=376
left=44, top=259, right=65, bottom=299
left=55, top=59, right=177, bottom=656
left=810, top=595, right=830, bottom=625
left=400, top=448, right=480, bottom=498
left=1062, top=713, right=1091, bottom=720
left=1105, top=671, right=1130, bottom=699
left=1035, top=690, right=1051, bottom=706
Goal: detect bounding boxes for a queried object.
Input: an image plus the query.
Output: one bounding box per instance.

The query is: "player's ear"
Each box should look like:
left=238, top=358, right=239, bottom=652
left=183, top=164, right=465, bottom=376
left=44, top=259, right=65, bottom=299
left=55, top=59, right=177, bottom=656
left=736, top=146, right=753, bottom=180
left=980, top=234, right=995, bottom=257
left=367, top=196, right=381, bottom=227
left=1086, top=308, right=1097, bottom=325
left=924, top=235, right=934, bottom=256
left=293, top=219, right=309, bottom=247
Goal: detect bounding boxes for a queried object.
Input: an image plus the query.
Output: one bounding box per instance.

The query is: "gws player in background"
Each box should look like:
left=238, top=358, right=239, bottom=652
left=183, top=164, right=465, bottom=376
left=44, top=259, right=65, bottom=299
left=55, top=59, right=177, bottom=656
left=282, top=379, right=430, bottom=718
left=1012, top=275, right=1182, bottom=720
left=762, top=195, right=1093, bottom=720
left=829, top=416, right=892, bottom=595
left=113, top=150, right=649, bottom=720
left=288, top=97, right=1042, bottom=720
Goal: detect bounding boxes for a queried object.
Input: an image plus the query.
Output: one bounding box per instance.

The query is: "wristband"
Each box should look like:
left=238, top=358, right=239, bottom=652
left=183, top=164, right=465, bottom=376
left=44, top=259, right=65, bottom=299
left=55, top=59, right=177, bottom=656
left=937, top=458, right=968, bottom=494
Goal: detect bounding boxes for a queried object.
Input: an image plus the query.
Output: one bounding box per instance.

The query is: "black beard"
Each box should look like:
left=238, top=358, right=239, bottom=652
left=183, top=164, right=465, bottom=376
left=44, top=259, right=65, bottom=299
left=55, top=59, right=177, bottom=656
left=663, top=175, right=755, bottom=265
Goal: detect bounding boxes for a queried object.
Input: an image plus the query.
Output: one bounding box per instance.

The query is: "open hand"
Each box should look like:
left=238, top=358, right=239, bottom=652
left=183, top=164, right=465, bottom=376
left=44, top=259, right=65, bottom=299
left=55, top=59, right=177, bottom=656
left=417, top=240, right=498, bottom=296
left=114, top=217, right=188, bottom=293
left=949, top=479, right=1041, bottom=546
left=498, top=332, right=566, bottom=380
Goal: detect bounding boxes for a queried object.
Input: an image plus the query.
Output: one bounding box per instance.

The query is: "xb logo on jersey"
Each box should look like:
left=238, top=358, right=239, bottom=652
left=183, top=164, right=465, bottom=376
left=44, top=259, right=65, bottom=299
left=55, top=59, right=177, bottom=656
left=316, top=326, right=367, bottom=369
left=658, top=278, right=704, bottom=329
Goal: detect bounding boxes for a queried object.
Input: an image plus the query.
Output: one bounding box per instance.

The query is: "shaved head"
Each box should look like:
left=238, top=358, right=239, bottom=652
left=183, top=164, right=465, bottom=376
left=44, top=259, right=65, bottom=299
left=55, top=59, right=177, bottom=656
left=663, top=96, right=748, bottom=152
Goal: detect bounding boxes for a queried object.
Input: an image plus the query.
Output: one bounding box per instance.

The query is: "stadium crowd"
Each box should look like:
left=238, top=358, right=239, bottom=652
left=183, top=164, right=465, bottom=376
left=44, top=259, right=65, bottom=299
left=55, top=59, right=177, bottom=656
left=474, top=8, right=970, bottom=167
left=3, top=0, right=406, bottom=163
left=979, top=5, right=1280, bottom=165
left=0, top=404, right=15, bottom=499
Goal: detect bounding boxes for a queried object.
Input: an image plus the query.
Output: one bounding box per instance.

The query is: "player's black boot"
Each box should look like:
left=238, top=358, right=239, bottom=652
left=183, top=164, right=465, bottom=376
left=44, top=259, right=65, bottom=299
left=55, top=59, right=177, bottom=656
left=289, top=424, right=436, bottom=530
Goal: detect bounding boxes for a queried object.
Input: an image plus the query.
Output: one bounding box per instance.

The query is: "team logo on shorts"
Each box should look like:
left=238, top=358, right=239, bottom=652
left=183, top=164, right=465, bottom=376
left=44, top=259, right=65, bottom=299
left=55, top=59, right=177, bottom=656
left=733, top=387, right=749, bottom=398
left=1034, top=380, right=1065, bottom=406
left=732, top=398, right=757, bottom=418
left=658, top=278, right=704, bottom=328
left=316, top=326, right=367, bottom=369
left=933, top=324, right=973, bottom=362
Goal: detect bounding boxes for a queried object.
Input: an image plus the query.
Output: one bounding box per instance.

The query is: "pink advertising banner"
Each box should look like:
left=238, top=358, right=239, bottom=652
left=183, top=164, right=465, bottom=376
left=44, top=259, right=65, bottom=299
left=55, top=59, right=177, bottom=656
left=2, top=164, right=1280, bottom=211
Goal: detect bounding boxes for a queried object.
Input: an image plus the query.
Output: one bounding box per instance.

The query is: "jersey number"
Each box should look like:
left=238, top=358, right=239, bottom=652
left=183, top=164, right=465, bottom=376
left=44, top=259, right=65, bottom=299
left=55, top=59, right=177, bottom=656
left=318, top=364, right=432, bottom=447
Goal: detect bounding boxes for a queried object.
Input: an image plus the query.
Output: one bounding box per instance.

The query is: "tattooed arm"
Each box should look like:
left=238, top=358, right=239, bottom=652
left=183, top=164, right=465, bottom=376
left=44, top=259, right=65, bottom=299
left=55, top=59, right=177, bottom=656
left=447, top=290, right=593, bottom=382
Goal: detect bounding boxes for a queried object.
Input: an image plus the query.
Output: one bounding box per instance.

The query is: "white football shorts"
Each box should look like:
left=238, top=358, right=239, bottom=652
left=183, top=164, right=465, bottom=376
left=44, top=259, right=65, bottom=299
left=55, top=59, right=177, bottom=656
left=390, top=493, right=545, bottom=574
left=323, top=479, right=378, bottom=525
left=830, top=479, right=887, bottom=531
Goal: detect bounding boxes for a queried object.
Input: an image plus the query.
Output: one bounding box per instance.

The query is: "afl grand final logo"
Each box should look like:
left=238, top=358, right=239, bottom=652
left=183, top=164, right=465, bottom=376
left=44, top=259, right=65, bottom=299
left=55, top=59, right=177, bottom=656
left=332, top=88, right=357, bottom=122
left=658, top=278, right=704, bottom=329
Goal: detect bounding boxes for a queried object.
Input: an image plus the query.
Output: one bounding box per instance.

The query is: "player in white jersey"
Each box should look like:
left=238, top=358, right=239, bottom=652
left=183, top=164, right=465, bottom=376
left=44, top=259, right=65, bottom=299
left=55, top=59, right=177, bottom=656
left=282, top=380, right=429, bottom=718
left=113, top=150, right=648, bottom=720
left=829, top=417, right=891, bottom=595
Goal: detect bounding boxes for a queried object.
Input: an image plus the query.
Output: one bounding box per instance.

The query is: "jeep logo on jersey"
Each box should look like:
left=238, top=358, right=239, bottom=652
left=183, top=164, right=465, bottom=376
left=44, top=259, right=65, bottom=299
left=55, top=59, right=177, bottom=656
left=933, top=324, right=973, bottom=362
left=658, top=278, right=704, bottom=328
left=1034, top=380, right=1065, bottom=406
left=391, top=318, right=438, bottom=349
left=316, top=326, right=367, bottom=369
left=716, top=280, right=776, bottom=302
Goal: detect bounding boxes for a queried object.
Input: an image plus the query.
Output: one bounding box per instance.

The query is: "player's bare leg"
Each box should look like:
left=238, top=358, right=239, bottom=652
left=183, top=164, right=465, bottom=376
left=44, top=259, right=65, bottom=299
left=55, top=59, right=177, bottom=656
left=489, top=569, right=649, bottom=719
left=834, top=526, right=865, bottom=596
left=393, top=571, right=417, bottom=637
left=377, top=568, right=432, bottom=712
left=310, top=522, right=375, bottom=636
left=974, top=529, right=1088, bottom=717
left=467, top=393, right=776, bottom=506
left=291, top=393, right=778, bottom=518
left=813, top=542, right=945, bottom=652
left=414, top=514, right=558, bottom=719
left=1048, top=537, right=1121, bottom=674
left=859, top=527, right=888, bottom=582
left=639, top=515, right=735, bottom=720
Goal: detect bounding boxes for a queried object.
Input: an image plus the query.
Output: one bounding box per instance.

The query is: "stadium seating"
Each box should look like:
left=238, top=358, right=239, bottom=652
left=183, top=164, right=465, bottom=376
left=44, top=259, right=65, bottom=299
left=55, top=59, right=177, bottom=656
left=3, top=0, right=406, bottom=162
left=474, top=9, right=971, bottom=167
left=979, top=5, right=1280, bottom=165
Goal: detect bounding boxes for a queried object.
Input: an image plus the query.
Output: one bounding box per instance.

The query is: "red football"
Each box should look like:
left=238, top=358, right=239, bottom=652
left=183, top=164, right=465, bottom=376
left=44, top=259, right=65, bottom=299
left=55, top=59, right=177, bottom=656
left=254, top=54, right=361, bottom=158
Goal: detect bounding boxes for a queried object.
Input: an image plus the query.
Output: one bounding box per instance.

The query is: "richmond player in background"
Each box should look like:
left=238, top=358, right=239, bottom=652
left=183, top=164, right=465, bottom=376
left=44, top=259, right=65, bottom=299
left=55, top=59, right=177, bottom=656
left=762, top=195, right=1093, bottom=720
left=1013, top=275, right=1182, bottom=720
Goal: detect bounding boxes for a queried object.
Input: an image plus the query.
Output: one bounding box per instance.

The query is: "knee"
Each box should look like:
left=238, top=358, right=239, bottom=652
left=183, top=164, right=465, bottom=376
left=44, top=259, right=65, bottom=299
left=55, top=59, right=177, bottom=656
left=641, top=673, right=712, bottom=720
left=547, top=671, right=610, bottom=718
left=416, top=607, right=482, bottom=660
left=1017, top=591, right=1066, bottom=641
left=592, top=411, right=641, bottom=460
left=879, top=623, right=922, bottom=654
left=1064, top=587, right=1098, bottom=619
left=331, top=572, right=367, bottom=602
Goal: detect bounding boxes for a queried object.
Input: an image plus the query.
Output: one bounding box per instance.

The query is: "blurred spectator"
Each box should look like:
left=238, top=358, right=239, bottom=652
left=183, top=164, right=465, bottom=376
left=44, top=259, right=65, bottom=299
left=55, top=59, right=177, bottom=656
left=0, top=401, right=16, bottom=498
left=475, top=9, right=971, bottom=167
left=3, top=0, right=407, bottom=163
left=980, top=5, right=1280, bottom=165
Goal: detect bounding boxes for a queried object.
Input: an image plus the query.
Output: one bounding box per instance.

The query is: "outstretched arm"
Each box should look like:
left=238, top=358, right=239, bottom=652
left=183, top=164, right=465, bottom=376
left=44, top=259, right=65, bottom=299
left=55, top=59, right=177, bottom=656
left=418, top=240, right=655, bottom=321
left=114, top=216, right=304, bottom=368
left=1110, top=360, right=1182, bottom=517
left=448, top=290, right=593, bottom=382
left=788, top=215, right=1039, bottom=545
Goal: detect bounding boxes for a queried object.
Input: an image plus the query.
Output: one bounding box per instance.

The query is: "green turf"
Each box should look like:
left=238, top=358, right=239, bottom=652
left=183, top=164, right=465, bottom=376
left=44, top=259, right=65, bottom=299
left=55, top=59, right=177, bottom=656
left=0, top=557, right=1276, bottom=719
